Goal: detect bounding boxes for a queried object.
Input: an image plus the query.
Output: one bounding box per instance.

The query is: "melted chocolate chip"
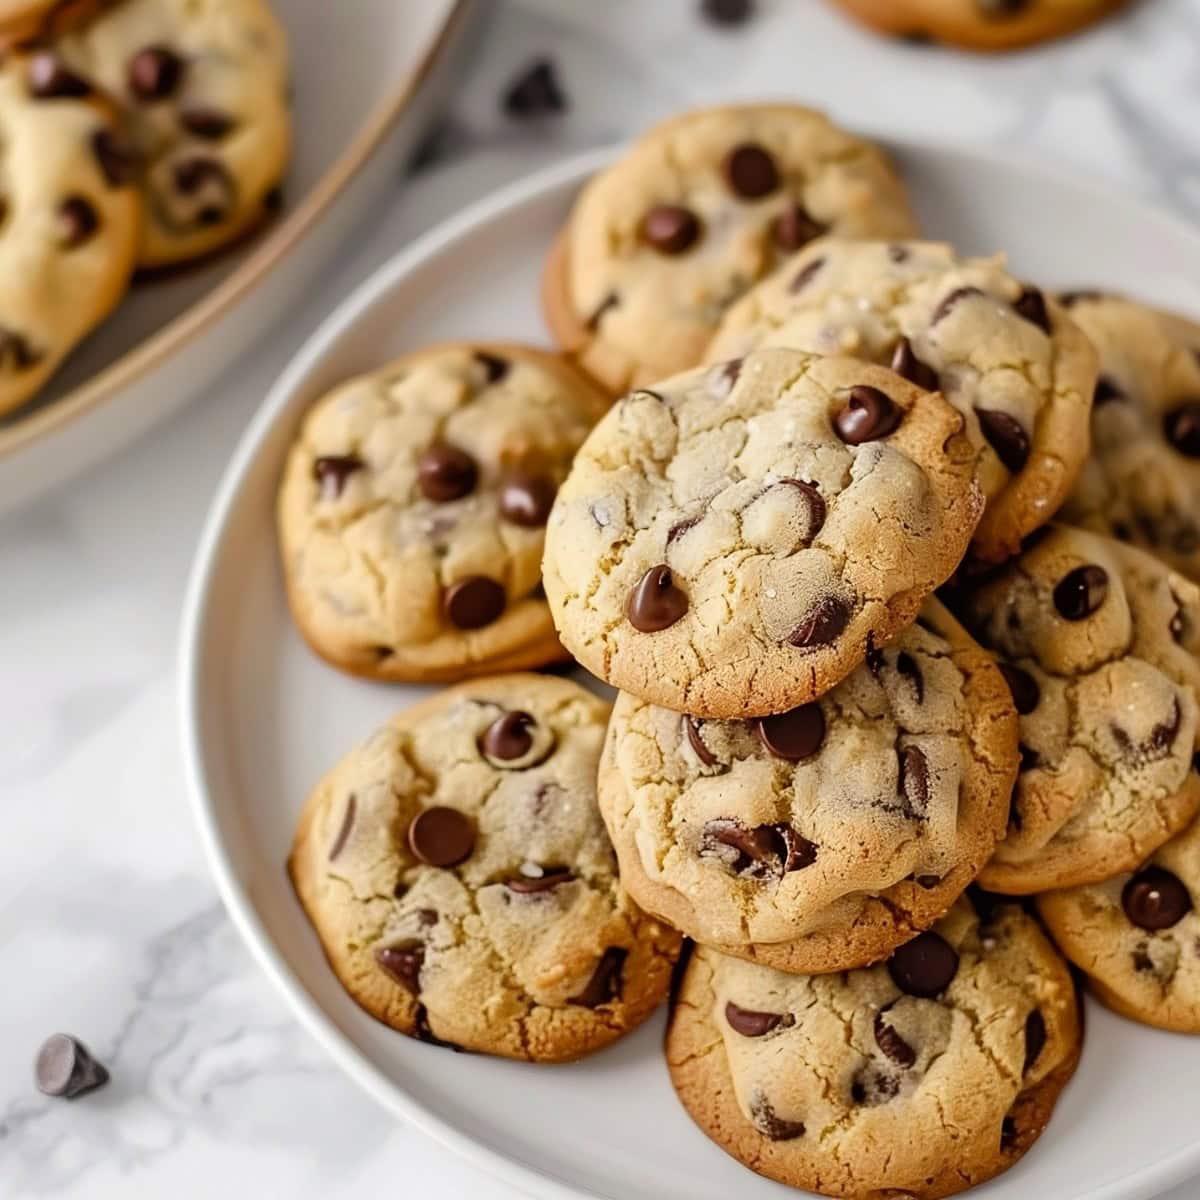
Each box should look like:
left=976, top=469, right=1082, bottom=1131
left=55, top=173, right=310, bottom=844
left=1122, top=866, right=1193, bottom=931
left=27, top=53, right=90, bottom=98
left=375, top=944, right=423, bottom=994
left=890, top=337, right=938, bottom=391
left=1023, top=1008, right=1046, bottom=1073
left=128, top=45, right=184, bottom=101
left=896, top=651, right=924, bottom=703
left=172, top=156, right=235, bottom=225
left=778, top=479, right=827, bottom=538
left=1094, top=376, right=1125, bottom=406
left=413, top=1004, right=459, bottom=1049
left=498, top=472, right=556, bottom=526
left=640, top=204, right=701, bottom=255
left=1113, top=696, right=1182, bottom=759
left=914, top=874, right=941, bottom=889
left=585, top=291, right=618, bottom=331
left=756, top=703, right=825, bottom=761
left=773, top=204, right=824, bottom=251
left=1013, top=286, right=1051, bottom=334
left=35, top=1034, right=109, bottom=1099
left=473, top=350, right=510, bottom=383
left=667, top=514, right=702, bottom=544
left=887, top=931, right=959, bottom=997
left=57, top=196, right=98, bottom=248
left=787, top=595, right=850, bottom=648
left=977, top=409, right=1030, bottom=474
left=568, top=946, right=626, bottom=1008
left=91, top=129, right=137, bottom=187
left=789, top=256, right=825, bottom=293
left=725, top=1001, right=788, bottom=1037
left=443, top=576, right=505, bottom=629
left=1053, top=564, right=1108, bottom=621
left=480, top=711, right=535, bottom=761
left=0, top=328, right=39, bottom=372
left=873, top=1009, right=916, bottom=1067
left=328, top=795, right=356, bottom=861
left=502, top=58, right=566, bottom=117
left=999, top=663, right=1040, bottom=714
left=313, top=454, right=364, bottom=498
left=626, top=565, right=688, bottom=632
left=932, top=286, right=983, bottom=325
left=407, top=806, right=475, bottom=868
left=1001, top=1115, right=1019, bottom=1151
left=899, top=745, right=930, bottom=815
left=723, top=143, right=779, bottom=198
left=506, top=869, right=574, bottom=894
left=179, top=107, right=235, bottom=140
left=701, top=819, right=816, bottom=877
left=834, top=385, right=901, bottom=444
left=684, top=716, right=719, bottom=767
left=1163, top=402, right=1200, bottom=458
left=749, top=1094, right=804, bottom=1141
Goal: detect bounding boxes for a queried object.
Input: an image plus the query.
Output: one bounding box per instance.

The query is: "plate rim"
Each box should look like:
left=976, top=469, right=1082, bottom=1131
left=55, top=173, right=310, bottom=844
left=179, top=138, right=1200, bottom=1200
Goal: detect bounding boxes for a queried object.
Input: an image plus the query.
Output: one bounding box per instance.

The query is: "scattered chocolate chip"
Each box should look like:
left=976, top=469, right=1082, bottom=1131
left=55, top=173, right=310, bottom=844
left=0, top=328, right=39, bottom=372
left=639, top=204, right=701, bottom=255
left=789, top=255, right=825, bottom=293
left=932, top=286, right=983, bottom=325
left=749, top=1093, right=804, bottom=1140
left=725, top=1001, right=788, bottom=1037
left=128, top=44, right=184, bottom=101
left=585, top=291, right=618, bottom=331
left=312, top=454, right=364, bottom=499
left=502, top=58, right=565, bottom=118
left=890, top=337, right=938, bottom=391
left=834, top=385, right=901, bottom=444
left=498, top=472, right=556, bottom=526
left=977, top=409, right=1030, bottom=474
left=1023, top=1008, right=1046, bottom=1072
left=700, top=0, right=755, bottom=24
left=1122, top=866, right=1192, bottom=931
left=626, top=564, right=688, bottom=632
left=1013, top=286, right=1051, bottom=334
left=723, top=143, right=779, bottom=199
left=873, top=1009, right=916, bottom=1067
left=896, top=651, right=924, bottom=703
left=442, top=576, right=505, bottom=629
left=473, top=350, right=509, bottom=384
left=375, top=944, right=423, bottom=994
left=865, top=634, right=885, bottom=674
left=684, top=716, right=719, bottom=767
left=787, top=595, right=850, bottom=649
left=91, top=129, right=137, bottom=187
left=328, top=794, right=356, bottom=861
left=507, top=869, right=574, bottom=894
left=568, top=946, right=626, bottom=1008
left=777, top=479, right=826, bottom=538
left=1053, top=564, right=1108, bottom=621
left=999, top=663, right=1040, bottom=714
left=756, top=703, right=825, bottom=761
left=27, top=52, right=90, bottom=98
left=773, top=204, right=824, bottom=252
left=887, top=931, right=959, bottom=997
left=179, top=107, right=235, bottom=140
left=701, top=818, right=816, bottom=877
left=56, top=195, right=99, bottom=249
left=1164, top=402, right=1200, bottom=457
left=35, top=1034, right=108, bottom=1099
left=1094, top=376, right=1125, bottom=406
left=480, top=711, right=535, bottom=761
left=899, top=745, right=930, bottom=815
left=407, top=806, right=475, bottom=868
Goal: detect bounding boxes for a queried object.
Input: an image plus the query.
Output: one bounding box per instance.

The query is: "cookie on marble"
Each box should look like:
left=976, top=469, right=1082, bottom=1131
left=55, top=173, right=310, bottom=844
left=666, top=897, right=1082, bottom=1200
left=52, top=0, right=290, bottom=267
left=956, top=524, right=1200, bottom=894
left=707, top=240, right=1097, bottom=561
left=598, top=600, right=1016, bottom=974
left=277, top=343, right=609, bottom=683
left=0, top=53, right=139, bottom=418
left=541, top=103, right=917, bottom=394
left=289, top=674, right=682, bottom=1061
left=543, top=347, right=983, bottom=718
left=1039, top=812, right=1200, bottom=1032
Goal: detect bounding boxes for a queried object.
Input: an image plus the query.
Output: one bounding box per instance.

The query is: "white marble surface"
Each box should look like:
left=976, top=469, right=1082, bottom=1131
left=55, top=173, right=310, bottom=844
left=4, top=1, right=1200, bottom=1197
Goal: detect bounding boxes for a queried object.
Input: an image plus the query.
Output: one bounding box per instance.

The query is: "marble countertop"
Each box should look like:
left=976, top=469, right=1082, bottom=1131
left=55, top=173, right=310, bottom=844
left=4, top=1, right=1200, bottom=1197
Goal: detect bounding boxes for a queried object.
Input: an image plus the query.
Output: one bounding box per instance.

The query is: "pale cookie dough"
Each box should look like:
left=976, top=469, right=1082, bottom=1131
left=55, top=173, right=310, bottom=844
left=667, top=898, right=1082, bottom=1200
left=543, top=347, right=983, bottom=718
left=289, top=674, right=681, bottom=1062
left=598, top=600, right=1016, bottom=973
left=277, top=343, right=608, bottom=683
left=957, top=524, right=1200, bottom=893
left=542, top=103, right=917, bottom=394
left=707, top=240, right=1097, bottom=561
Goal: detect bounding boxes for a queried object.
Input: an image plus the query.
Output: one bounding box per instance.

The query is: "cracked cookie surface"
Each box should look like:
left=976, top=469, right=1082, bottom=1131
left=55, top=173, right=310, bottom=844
left=288, top=674, right=681, bottom=1062
left=277, top=342, right=609, bottom=683
left=707, top=239, right=1097, bottom=561
left=666, top=897, right=1082, bottom=1200
left=542, top=347, right=983, bottom=718
left=541, top=103, right=916, bottom=394
left=598, top=600, right=1016, bottom=973
left=955, top=524, right=1200, bottom=893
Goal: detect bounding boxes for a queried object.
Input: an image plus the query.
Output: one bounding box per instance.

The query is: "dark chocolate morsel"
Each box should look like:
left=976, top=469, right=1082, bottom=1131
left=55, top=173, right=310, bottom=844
left=896, top=651, right=924, bottom=703
left=502, top=58, right=566, bottom=117
left=407, top=806, right=475, bottom=868
left=128, top=44, right=185, bottom=101
left=789, top=256, right=825, bottom=293
left=0, top=328, right=40, bottom=371
left=1053, top=564, right=1108, bottom=621
left=899, top=745, right=929, bottom=815
left=1023, top=1008, right=1046, bottom=1072
left=976, top=409, right=1030, bottom=474
left=417, top=444, right=477, bottom=502
left=873, top=1010, right=916, bottom=1067
left=755, top=703, right=825, bottom=761
left=890, top=337, right=938, bottom=391
left=773, top=203, right=824, bottom=251
left=585, top=291, right=619, bottom=331
left=932, top=286, right=984, bottom=324
left=506, top=868, right=574, bottom=893
left=313, top=454, right=364, bottom=498
left=35, top=1034, right=109, bottom=1099
left=480, top=711, right=535, bottom=761
left=778, top=478, right=827, bottom=538
left=57, top=196, right=98, bottom=248
left=701, top=819, right=815, bottom=877
left=834, top=385, right=901, bottom=444
left=328, top=794, right=356, bottom=861
left=700, top=0, right=756, bottom=25
left=27, top=53, right=91, bottom=98
left=725, top=1001, right=788, bottom=1038
left=473, top=350, right=509, bottom=383
left=684, top=716, right=718, bottom=767
left=442, top=576, right=505, bottom=629
left=180, top=107, right=235, bottom=140
left=626, top=565, right=688, bottom=632
left=375, top=944, right=423, bottom=995
left=1094, top=376, right=1125, bottom=406
left=171, top=156, right=235, bottom=226
left=568, top=946, right=626, bottom=1008
left=999, top=663, right=1040, bottom=714
left=1122, top=866, right=1192, bottom=931
left=786, top=595, right=850, bottom=648
left=1013, top=285, right=1051, bottom=334
left=723, top=143, right=779, bottom=198
left=1164, top=402, right=1200, bottom=458
left=887, top=931, right=959, bottom=997
left=498, top=472, right=556, bottom=526
left=91, top=129, right=138, bottom=187
left=639, top=204, right=701, bottom=255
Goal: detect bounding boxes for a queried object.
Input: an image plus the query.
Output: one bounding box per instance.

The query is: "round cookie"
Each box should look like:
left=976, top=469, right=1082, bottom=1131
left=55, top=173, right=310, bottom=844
left=0, top=53, right=139, bottom=418
left=598, top=600, right=1016, bottom=973
left=666, top=898, right=1082, bottom=1200
left=956, top=524, right=1200, bottom=893
left=707, top=240, right=1098, bottom=562
left=543, top=347, right=983, bottom=718
left=831, top=0, right=1127, bottom=52
left=288, top=674, right=682, bottom=1062
left=277, top=343, right=609, bottom=683
left=542, top=103, right=917, bottom=394
left=1039, top=813, right=1200, bottom=1032
left=52, top=0, right=290, bottom=268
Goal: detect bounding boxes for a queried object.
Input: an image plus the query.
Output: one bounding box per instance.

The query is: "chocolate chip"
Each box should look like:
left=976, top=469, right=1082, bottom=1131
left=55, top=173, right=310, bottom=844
left=640, top=204, right=701, bottom=255
left=896, top=651, right=924, bottom=703
left=417, top=908, right=439, bottom=926
left=873, top=1010, right=916, bottom=1067
left=328, top=794, right=356, bottom=861
left=128, top=45, right=184, bottom=101
left=263, top=183, right=284, bottom=212
left=1060, top=289, right=1102, bottom=307
left=667, top=514, right=702, bottom=544
left=777, top=479, right=827, bottom=537
left=1001, top=1115, right=1019, bottom=1150
left=1053, top=564, right=1108, bottom=620
left=749, top=1094, right=804, bottom=1141
left=1164, top=402, right=1200, bottom=457
left=756, top=703, right=825, bottom=761
left=568, top=946, right=626, bottom=1008
left=1094, top=376, right=1125, bottom=406
left=375, top=944, right=423, bottom=994
left=480, top=711, right=534, bottom=761
left=55, top=195, right=98, bottom=249
left=1132, top=947, right=1154, bottom=973
left=413, top=1004, right=458, bottom=1049
left=999, top=663, right=1039, bottom=714
left=890, top=337, right=938, bottom=391
left=914, top=874, right=941, bottom=889
left=979, top=0, right=1032, bottom=17
left=700, top=0, right=755, bottom=24
left=701, top=819, right=816, bottom=877
left=967, top=885, right=1009, bottom=924
left=977, top=409, right=1030, bottom=474
left=1013, top=286, right=1051, bottom=334
left=789, top=255, right=825, bottom=293
left=773, top=204, right=824, bottom=252
left=35, top=1034, right=108, bottom=1099
left=407, top=806, right=475, bottom=868
left=626, top=565, right=688, bottom=632
left=684, top=716, right=719, bottom=767
left=506, top=869, right=573, bottom=893
left=172, top=156, right=235, bottom=225
left=887, top=931, right=958, bottom=997
left=0, top=328, right=39, bottom=372
left=442, top=576, right=505, bottom=629
left=899, top=745, right=929, bottom=815
left=787, top=595, right=850, bottom=649
left=1017, top=744, right=1038, bottom=777
left=1114, top=696, right=1182, bottom=759
left=725, top=1001, right=788, bottom=1037
left=473, top=350, right=509, bottom=383
left=723, top=143, right=779, bottom=199
left=91, top=129, right=137, bottom=187
left=719, top=357, right=742, bottom=388
left=179, top=107, right=235, bottom=140
left=834, top=385, right=901, bottom=444
left=585, top=291, right=618, bottom=331
left=312, top=454, right=363, bottom=498
left=498, top=472, right=556, bottom=526
left=502, top=58, right=565, bottom=117
left=1122, top=866, right=1193, bottom=931
left=851, top=1069, right=900, bottom=1107
left=27, top=53, right=90, bottom=98
left=1023, top=1008, right=1046, bottom=1073
left=888, top=244, right=910, bottom=263
left=932, top=286, right=983, bottom=324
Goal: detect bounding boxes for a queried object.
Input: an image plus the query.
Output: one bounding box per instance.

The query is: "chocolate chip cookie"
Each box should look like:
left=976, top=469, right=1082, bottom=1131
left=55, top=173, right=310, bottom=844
left=543, top=347, right=982, bottom=718
left=0, top=53, right=139, bottom=417
left=707, top=240, right=1097, bottom=562
left=541, top=103, right=917, bottom=394
left=277, top=343, right=608, bottom=683
left=289, top=674, right=681, bottom=1061
left=955, top=524, right=1200, bottom=894
left=53, top=0, right=290, bottom=267
left=667, top=897, right=1082, bottom=1199
left=598, top=600, right=1016, bottom=973
left=1039, top=812, right=1200, bottom=1032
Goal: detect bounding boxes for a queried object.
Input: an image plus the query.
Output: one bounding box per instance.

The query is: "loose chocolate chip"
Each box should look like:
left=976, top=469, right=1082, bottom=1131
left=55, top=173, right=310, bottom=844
left=873, top=1010, right=916, bottom=1067
left=27, top=53, right=90, bottom=98
left=999, top=663, right=1040, bottom=714
left=375, top=944, right=423, bottom=994
left=1023, top=1008, right=1046, bottom=1072
left=417, top=444, right=477, bottom=502
left=568, top=946, right=626, bottom=1008
left=408, top=806, right=475, bottom=868
left=789, top=255, right=825, bottom=293
left=91, top=129, right=137, bottom=187
left=56, top=195, right=98, bottom=249
left=480, top=711, right=535, bottom=761
left=499, top=472, right=556, bottom=526
left=1164, top=402, right=1200, bottom=457
left=442, top=576, right=505, bottom=629
left=473, top=350, right=509, bottom=383
left=684, top=716, right=718, bottom=767
left=1053, top=564, right=1108, bottom=621
left=1013, top=286, right=1051, bottom=334
left=1094, top=376, right=1125, bottom=406
left=723, top=143, right=779, bottom=199
left=128, top=45, right=184, bottom=101
left=328, top=794, right=356, bottom=861
left=725, top=1001, right=787, bottom=1037
left=773, top=204, right=824, bottom=252
left=787, top=595, right=850, bottom=649
left=172, top=156, right=235, bottom=225
left=778, top=479, right=827, bottom=537
left=834, top=385, right=901, bottom=444
left=887, top=931, right=959, bottom=997
left=506, top=868, right=574, bottom=894
left=932, top=286, right=983, bottom=324
left=700, top=0, right=755, bottom=24
left=865, top=634, right=885, bottom=675
left=896, top=651, right=924, bottom=703
left=639, top=204, right=701, bottom=255
left=899, top=745, right=929, bottom=815
left=502, top=58, right=565, bottom=117
left=180, top=107, right=235, bottom=140
left=626, top=564, right=688, bottom=632
left=312, top=454, right=364, bottom=498
left=977, top=409, right=1030, bottom=474
left=1122, top=866, right=1193, bottom=931
left=756, top=703, right=825, bottom=761
left=890, top=337, right=938, bottom=391
left=749, top=1094, right=805, bottom=1141
left=0, top=328, right=39, bottom=371
left=35, top=1034, right=109, bottom=1099
left=585, top=291, right=618, bottom=331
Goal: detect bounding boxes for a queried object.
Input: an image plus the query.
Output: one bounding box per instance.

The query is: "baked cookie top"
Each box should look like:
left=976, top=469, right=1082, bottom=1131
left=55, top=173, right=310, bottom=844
left=543, top=347, right=983, bottom=718
left=958, top=524, right=1200, bottom=893
left=599, top=600, right=1015, bottom=973
left=666, top=898, right=1081, bottom=1200
left=277, top=343, right=608, bottom=682
left=288, top=674, right=681, bottom=1062
left=707, top=239, right=1098, bottom=561
left=542, top=103, right=916, bottom=393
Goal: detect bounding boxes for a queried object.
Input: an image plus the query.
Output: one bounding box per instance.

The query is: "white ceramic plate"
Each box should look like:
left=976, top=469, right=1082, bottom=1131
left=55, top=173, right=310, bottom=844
left=181, top=143, right=1200, bottom=1200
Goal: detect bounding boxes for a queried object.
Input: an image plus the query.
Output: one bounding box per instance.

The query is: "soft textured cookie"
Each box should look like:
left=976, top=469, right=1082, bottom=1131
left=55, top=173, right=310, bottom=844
left=831, top=0, right=1127, bottom=51
left=278, top=343, right=609, bottom=683
left=52, top=0, right=290, bottom=267
left=598, top=600, right=1016, bottom=973
left=955, top=524, right=1200, bottom=893
left=1039, top=813, right=1200, bottom=1032
left=289, top=674, right=681, bottom=1061
left=707, top=240, right=1097, bottom=562
left=542, top=103, right=917, bottom=394
left=543, top=347, right=983, bottom=718
left=667, top=897, right=1082, bottom=1200
left=0, top=53, right=139, bottom=418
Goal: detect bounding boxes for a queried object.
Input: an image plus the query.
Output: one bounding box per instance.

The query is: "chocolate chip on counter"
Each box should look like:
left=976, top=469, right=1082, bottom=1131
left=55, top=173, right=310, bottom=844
left=1013, top=286, right=1051, bottom=334
left=725, top=1001, right=789, bottom=1037
left=27, top=52, right=91, bottom=98
left=1164, top=402, right=1200, bottom=458
left=626, top=565, right=688, bottom=632
left=773, top=204, right=824, bottom=252
left=128, top=44, right=185, bottom=101
left=502, top=59, right=566, bottom=118
left=327, top=794, right=356, bottom=861
left=998, top=663, right=1040, bottom=715
left=179, top=107, right=235, bottom=140
left=976, top=409, right=1030, bottom=474
left=473, top=350, right=509, bottom=384
left=789, top=255, right=825, bottom=293
left=1052, top=564, right=1108, bottom=621
left=787, top=595, right=850, bottom=649
left=375, top=944, right=423, bottom=994
left=723, top=143, right=779, bottom=199
left=873, top=1009, right=916, bottom=1067
left=35, top=1034, right=109, bottom=1099
left=506, top=868, right=574, bottom=894
left=312, top=454, right=363, bottom=499
left=890, top=337, right=938, bottom=391
left=91, top=129, right=138, bottom=187
left=834, top=385, right=901, bottom=444
left=407, top=806, right=475, bottom=868
left=932, top=286, right=984, bottom=325
left=568, top=946, right=626, bottom=1008
left=887, top=930, right=959, bottom=997
left=640, top=204, right=701, bottom=255
left=56, top=195, right=98, bottom=248
left=756, top=703, right=825, bottom=761
left=442, top=576, right=506, bottom=629
left=480, top=711, right=535, bottom=761
left=1023, top=1008, right=1046, bottom=1072
left=499, top=472, right=556, bottom=526
left=417, top=444, right=477, bottom=502
left=700, top=0, right=756, bottom=25
left=1121, top=866, right=1192, bottom=931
